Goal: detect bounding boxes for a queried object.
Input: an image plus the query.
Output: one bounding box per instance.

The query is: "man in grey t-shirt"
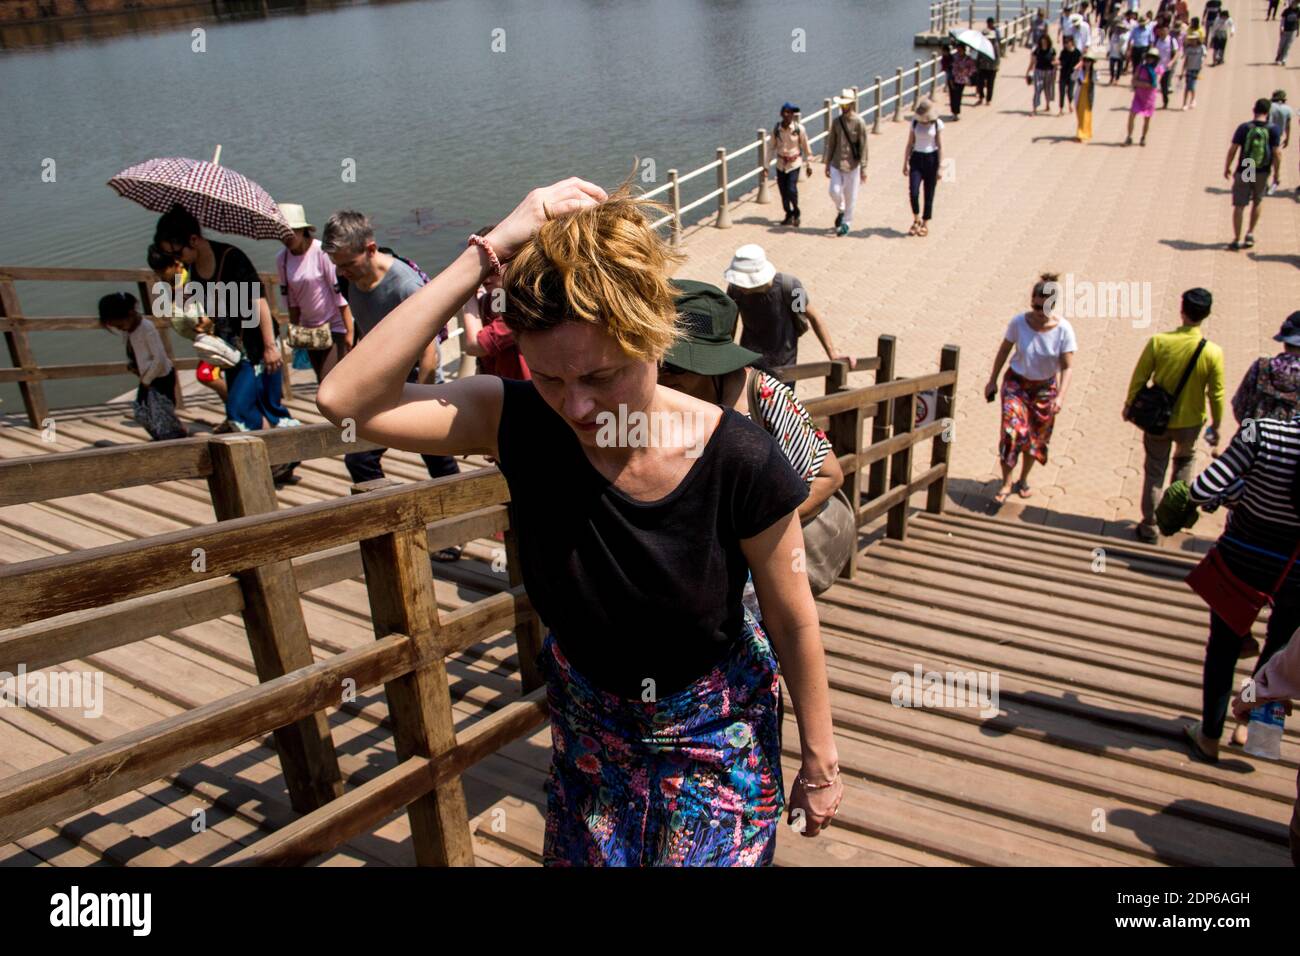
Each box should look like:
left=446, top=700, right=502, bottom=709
left=322, top=210, right=461, bottom=507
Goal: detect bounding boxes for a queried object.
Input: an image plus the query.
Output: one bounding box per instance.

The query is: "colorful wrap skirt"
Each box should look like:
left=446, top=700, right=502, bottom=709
left=1000, top=369, right=1058, bottom=468
left=539, top=618, right=785, bottom=866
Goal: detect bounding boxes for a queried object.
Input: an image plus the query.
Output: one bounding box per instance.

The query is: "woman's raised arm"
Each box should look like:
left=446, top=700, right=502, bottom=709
left=316, top=178, right=608, bottom=459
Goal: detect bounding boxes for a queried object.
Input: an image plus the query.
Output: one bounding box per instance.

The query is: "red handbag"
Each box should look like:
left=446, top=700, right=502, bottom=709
left=1186, top=542, right=1300, bottom=637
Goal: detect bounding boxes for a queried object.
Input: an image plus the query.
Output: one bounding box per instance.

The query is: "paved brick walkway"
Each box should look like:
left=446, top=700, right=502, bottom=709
left=672, top=11, right=1300, bottom=547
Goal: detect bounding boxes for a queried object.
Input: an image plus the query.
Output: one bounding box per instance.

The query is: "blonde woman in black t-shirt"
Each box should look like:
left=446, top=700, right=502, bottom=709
left=317, top=178, right=843, bottom=866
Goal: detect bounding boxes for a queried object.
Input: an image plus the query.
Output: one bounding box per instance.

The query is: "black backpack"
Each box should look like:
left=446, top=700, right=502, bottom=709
left=1128, top=339, right=1208, bottom=435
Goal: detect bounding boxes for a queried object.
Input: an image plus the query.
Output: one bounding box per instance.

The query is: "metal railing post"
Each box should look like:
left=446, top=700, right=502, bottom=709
left=668, top=168, right=681, bottom=246
left=714, top=147, right=731, bottom=229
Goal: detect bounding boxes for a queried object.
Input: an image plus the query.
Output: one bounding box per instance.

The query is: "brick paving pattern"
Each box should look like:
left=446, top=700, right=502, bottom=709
left=672, top=11, right=1299, bottom=548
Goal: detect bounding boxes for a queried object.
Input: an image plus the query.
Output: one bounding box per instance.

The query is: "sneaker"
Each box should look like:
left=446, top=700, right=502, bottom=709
left=836, top=223, right=850, bottom=236
left=1267, top=183, right=1278, bottom=196
left=1135, top=523, right=1159, bottom=544
left=275, top=417, right=303, bottom=428
left=1228, top=240, right=1241, bottom=251
left=431, top=545, right=462, bottom=563
left=834, top=211, right=844, bottom=228
left=1243, top=234, right=1256, bottom=248
left=780, top=213, right=794, bottom=226
left=792, top=215, right=801, bottom=227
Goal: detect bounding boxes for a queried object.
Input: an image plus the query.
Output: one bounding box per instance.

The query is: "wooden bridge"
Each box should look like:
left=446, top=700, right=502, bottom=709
left=0, top=335, right=1292, bottom=866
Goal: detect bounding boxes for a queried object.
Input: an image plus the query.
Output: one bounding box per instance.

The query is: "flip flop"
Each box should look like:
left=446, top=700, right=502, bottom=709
left=1015, top=481, right=1034, bottom=498
left=992, top=484, right=1014, bottom=505
left=918, top=223, right=929, bottom=237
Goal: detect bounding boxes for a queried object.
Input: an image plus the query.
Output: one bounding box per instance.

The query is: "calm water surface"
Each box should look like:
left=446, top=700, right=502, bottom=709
left=1, top=0, right=935, bottom=408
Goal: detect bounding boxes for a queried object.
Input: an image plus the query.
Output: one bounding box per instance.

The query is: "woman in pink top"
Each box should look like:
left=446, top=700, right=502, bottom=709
left=1232, top=639, right=1300, bottom=864
left=277, top=203, right=355, bottom=382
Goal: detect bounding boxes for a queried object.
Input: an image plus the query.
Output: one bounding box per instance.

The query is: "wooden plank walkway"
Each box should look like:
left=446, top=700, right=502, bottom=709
left=1, top=386, right=1293, bottom=865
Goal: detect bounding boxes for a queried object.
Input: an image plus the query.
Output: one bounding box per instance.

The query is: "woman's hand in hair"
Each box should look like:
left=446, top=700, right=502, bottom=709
left=487, top=178, right=608, bottom=263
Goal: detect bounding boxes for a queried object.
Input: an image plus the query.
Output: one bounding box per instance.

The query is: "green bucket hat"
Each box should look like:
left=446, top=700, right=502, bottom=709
left=665, top=279, right=762, bottom=376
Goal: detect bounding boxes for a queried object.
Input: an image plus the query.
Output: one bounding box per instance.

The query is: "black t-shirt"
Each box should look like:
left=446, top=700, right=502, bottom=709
left=190, top=240, right=268, bottom=364
left=1284, top=7, right=1299, bottom=31
left=729, top=273, right=804, bottom=371
left=1059, top=47, right=1082, bottom=73
left=494, top=378, right=808, bottom=698
left=1033, top=47, right=1056, bottom=70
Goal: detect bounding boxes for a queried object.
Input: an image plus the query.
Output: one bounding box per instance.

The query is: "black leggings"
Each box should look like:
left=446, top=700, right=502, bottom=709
left=1059, top=72, right=1076, bottom=109
left=948, top=81, right=965, bottom=116
left=1201, top=598, right=1299, bottom=739
left=908, top=150, right=940, bottom=220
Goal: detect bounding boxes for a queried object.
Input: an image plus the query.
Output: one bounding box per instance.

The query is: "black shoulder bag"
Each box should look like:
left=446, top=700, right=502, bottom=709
left=1128, top=338, right=1208, bottom=436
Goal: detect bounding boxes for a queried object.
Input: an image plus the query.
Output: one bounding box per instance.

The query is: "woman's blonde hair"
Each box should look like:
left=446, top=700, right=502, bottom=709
left=500, top=178, right=685, bottom=362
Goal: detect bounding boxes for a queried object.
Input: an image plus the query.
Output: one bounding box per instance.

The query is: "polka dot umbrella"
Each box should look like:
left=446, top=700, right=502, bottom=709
left=107, top=145, right=292, bottom=242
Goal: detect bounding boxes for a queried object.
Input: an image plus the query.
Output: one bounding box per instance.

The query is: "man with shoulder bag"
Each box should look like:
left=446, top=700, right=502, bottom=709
left=1123, top=287, right=1225, bottom=543
left=823, top=88, right=870, bottom=236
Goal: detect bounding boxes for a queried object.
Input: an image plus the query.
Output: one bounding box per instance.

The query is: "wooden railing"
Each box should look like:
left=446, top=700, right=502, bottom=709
left=0, top=265, right=297, bottom=429
left=0, top=336, right=958, bottom=864
left=929, top=0, right=1057, bottom=33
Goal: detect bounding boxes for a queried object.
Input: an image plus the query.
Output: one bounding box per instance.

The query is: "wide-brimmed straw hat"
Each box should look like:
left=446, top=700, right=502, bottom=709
left=664, top=280, right=763, bottom=376
left=833, top=88, right=857, bottom=107
left=723, top=244, right=777, bottom=290
left=277, top=202, right=312, bottom=230
left=914, top=98, right=937, bottom=121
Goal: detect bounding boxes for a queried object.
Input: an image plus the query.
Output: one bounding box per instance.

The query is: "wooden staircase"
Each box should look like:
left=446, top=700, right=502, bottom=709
left=806, top=510, right=1296, bottom=866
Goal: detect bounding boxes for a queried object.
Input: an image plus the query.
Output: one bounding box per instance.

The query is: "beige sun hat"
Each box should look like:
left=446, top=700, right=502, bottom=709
left=277, top=202, right=312, bottom=230
left=914, top=98, right=936, bottom=121
left=834, top=88, right=858, bottom=107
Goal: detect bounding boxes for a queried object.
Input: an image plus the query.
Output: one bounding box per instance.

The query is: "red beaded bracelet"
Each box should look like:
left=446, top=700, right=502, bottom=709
left=467, top=234, right=504, bottom=276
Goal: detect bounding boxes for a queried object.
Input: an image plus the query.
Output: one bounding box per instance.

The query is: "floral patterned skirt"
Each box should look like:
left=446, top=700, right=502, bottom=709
left=539, top=619, right=785, bottom=867
left=1000, top=369, right=1058, bottom=468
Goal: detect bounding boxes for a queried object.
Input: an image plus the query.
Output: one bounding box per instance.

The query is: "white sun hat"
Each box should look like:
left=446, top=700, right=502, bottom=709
left=724, top=244, right=777, bottom=290
left=833, top=88, right=858, bottom=107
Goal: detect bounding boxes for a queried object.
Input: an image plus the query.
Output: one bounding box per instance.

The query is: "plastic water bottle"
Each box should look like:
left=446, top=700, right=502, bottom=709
left=1243, top=701, right=1286, bottom=760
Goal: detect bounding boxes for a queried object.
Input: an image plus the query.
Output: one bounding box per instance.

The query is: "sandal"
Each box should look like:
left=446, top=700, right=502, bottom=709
left=1015, top=480, right=1033, bottom=499
left=1243, top=234, right=1256, bottom=248
left=1184, top=722, right=1220, bottom=763
left=908, top=219, right=921, bottom=236
left=992, top=483, right=1014, bottom=505
left=917, top=222, right=929, bottom=237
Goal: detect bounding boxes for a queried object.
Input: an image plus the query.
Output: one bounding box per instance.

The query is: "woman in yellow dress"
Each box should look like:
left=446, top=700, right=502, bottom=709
left=1074, top=50, right=1099, bottom=142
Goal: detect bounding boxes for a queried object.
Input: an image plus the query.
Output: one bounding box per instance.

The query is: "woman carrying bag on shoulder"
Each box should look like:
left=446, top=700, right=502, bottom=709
left=1183, top=416, right=1300, bottom=761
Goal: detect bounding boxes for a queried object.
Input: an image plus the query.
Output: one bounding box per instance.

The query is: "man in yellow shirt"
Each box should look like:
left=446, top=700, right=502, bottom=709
left=1123, top=288, right=1225, bottom=542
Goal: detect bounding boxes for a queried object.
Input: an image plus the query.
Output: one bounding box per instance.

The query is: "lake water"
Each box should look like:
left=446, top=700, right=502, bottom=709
left=0, top=0, right=942, bottom=410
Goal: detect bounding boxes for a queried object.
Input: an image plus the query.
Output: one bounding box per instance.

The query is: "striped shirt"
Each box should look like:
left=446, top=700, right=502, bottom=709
left=749, top=369, right=831, bottom=485
left=1189, top=416, right=1300, bottom=595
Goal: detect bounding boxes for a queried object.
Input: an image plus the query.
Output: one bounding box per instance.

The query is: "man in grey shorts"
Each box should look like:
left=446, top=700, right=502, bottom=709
left=1224, top=98, right=1281, bottom=250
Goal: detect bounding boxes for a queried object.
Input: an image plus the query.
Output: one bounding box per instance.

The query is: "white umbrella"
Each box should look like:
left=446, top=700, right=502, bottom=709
left=949, top=28, right=995, bottom=59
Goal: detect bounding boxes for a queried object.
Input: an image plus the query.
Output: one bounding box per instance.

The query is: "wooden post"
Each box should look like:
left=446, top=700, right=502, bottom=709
left=825, top=361, right=859, bottom=583
left=931, top=54, right=941, bottom=95
left=359, top=523, right=475, bottom=866
left=893, top=68, right=903, bottom=121
left=668, top=168, right=682, bottom=247
left=504, top=515, right=544, bottom=693
left=871, top=81, right=882, bottom=133
left=206, top=434, right=344, bottom=813
left=913, top=60, right=922, bottom=107
left=887, top=392, right=917, bottom=540
left=926, top=345, right=960, bottom=514
left=969, top=0, right=975, bottom=26
left=867, top=334, right=896, bottom=504
left=714, top=147, right=731, bottom=229
left=755, top=129, right=770, bottom=204
left=824, top=96, right=834, bottom=140
left=0, top=280, right=48, bottom=429
left=996, top=0, right=1002, bottom=22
